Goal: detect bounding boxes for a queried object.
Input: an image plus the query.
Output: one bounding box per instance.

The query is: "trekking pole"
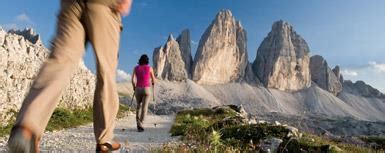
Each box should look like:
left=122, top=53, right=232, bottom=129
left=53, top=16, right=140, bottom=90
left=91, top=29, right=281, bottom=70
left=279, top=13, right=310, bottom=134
left=152, top=84, right=155, bottom=111
left=152, top=84, right=157, bottom=127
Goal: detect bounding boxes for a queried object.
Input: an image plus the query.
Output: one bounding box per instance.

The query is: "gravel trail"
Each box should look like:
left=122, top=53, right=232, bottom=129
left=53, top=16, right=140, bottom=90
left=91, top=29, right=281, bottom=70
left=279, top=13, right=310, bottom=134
left=0, top=114, right=179, bottom=152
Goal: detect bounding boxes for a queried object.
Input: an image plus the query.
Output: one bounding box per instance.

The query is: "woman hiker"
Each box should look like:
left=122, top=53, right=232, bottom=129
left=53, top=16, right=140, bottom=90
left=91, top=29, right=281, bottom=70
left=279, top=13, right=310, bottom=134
left=131, top=54, right=156, bottom=132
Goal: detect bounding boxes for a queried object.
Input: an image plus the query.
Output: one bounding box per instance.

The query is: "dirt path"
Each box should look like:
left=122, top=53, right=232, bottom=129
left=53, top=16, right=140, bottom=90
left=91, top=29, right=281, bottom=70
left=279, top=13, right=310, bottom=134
left=0, top=114, right=179, bottom=152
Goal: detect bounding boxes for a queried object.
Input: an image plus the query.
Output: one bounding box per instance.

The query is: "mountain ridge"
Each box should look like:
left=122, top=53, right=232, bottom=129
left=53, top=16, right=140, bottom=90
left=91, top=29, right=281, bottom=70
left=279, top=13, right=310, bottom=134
left=149, top=9, right=385, bottom=125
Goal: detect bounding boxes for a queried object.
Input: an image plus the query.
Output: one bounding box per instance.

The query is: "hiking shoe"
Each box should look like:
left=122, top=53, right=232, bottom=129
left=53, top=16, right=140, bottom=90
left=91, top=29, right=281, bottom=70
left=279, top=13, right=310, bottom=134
left=8, top=126, right=39, bottom=153
left=96, top=142, right=121, bottom=153
left=137, top=126, right=144, bottom=132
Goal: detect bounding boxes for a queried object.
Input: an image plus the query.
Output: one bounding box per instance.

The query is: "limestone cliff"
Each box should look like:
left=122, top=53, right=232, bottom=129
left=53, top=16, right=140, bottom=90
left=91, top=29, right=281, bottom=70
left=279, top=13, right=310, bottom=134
left=252, top=20, right=311, bottom=91
left=192, top=10, right=248, bottom=85
left=0, top=28, right=96, bottom=123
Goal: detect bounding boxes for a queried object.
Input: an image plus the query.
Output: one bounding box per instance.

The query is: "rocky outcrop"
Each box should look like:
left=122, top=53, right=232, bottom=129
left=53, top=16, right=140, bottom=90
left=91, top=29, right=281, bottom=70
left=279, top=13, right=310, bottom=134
left=8, top=28, right=42, bottom=45
left=244, top=63, right=261, bottom=85
left=192, top=10, right=248, bottom=85
left=332, top=66, right=344, bottom=84
left=0, top=28, right=5, bottom=45
left=310, top=55, right=342, bottom=95
left=153, top=46, right=166, bottom=78
left=0, top=28, right=96, bottom=124
left=343, top=80, right=385, bottom=98
left=252, top=20, right=311, bottom=91
left=176, top=29, right=193, bottom=76
left=153, top=35, right=188, bottom=81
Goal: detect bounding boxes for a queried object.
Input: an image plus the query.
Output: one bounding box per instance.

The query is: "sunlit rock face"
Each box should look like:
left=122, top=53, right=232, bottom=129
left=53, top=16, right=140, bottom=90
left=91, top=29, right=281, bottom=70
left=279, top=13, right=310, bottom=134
left=252, top=20, right=311, bottom=91
left=0, top=27, right=96, bottom=124
left=176, top=29, right=193, bottom=77
left=192, top=10, right=248, bottom=85
left=153, top=35, right=188, bottom=81
left=310, top=55, right=342, bottom=96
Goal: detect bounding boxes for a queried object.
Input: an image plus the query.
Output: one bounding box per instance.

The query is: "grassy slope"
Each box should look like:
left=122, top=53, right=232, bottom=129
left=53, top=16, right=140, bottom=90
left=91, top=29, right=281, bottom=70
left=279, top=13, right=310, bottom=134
left=164, top=107, right=383, bottom=152
left=0, top=104, right=132, bottom=137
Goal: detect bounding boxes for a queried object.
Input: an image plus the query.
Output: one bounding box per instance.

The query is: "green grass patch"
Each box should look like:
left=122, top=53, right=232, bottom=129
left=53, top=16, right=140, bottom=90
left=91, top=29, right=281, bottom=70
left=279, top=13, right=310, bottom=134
left=221, top=123, right=289, bottom=144
left=45, top=107, right=94, bottom=131
left=0, top=123, right=14, bottom=138
left=284, top=133, right=377, bottom=153
left=0, top=104, right=133, bottom=137
left=170, top=107, right=238, bottom=140
left=360, top=136, right=385, bottom=149
left=166, top=107, right=380, bottom=152
left=168, top=107, right=259, bottom=151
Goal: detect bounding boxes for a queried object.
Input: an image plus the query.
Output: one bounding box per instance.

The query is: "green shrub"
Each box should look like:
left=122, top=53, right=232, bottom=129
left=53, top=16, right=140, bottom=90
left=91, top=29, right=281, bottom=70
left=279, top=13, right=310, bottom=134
left=360, top=136, right=385, bottom=149
left=283, top=133, right=376, bottom=153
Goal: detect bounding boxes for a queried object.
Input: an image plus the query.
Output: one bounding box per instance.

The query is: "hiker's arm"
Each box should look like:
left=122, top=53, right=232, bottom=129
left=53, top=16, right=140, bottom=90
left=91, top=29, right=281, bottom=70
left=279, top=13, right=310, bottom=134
left=116, top=0, right=133, bottom=16
left=150, top=67, right=156, bottom=86
left=131, top=68, right=136, bottom=90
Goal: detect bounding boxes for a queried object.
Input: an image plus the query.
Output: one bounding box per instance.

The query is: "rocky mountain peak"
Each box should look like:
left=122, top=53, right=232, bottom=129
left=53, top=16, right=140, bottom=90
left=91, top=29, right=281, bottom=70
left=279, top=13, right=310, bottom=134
left=192, top=9, right=248, bottom=85
left=332, top=65, right=344, bottom=83
left=176, top=29, right=193, bottom=76
left=153, top=32, right=189, bottom=81
left=252, top=20, right=311, bottom=91
left=272, top=20, right=292, bottom=32
left=310, top=55, right=342, bottom=95
left=167, top=34, right=175, bottom=42
left=216, top=9, right=233, bottom=19
left=343, top=80, right=385, bottom=98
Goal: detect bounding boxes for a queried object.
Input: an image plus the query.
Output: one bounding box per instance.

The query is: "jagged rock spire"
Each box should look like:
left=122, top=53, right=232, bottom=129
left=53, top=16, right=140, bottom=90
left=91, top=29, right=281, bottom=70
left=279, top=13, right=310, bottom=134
left=252, top=20, right=311, bottom=91
left=192, top=9, right=248, bottom=85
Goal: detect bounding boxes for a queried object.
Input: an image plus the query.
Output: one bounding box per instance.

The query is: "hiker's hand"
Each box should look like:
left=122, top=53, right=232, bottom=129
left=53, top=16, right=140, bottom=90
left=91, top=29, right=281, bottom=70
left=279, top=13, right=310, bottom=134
left=116, top=0, right=132, bottom=16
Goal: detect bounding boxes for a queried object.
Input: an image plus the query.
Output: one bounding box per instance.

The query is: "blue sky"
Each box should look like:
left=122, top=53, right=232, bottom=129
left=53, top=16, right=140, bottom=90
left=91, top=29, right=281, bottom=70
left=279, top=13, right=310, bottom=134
left=1, top=0, right=385, bottom=92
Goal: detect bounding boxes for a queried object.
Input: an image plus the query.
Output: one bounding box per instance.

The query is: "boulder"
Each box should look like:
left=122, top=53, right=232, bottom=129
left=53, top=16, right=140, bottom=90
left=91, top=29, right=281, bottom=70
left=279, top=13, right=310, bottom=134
left=192, top=9, right=248, bottom=85
left=259, top=137, right=283, bottom=153
left=252, top=20, right=311, bottom=91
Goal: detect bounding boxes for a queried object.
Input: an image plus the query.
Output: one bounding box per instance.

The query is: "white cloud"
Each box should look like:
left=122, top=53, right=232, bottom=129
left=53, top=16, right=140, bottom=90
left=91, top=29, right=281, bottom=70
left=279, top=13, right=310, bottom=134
left=15, top=13, right=32, bottom=23
left=116, top=69, right=131, bottom=82
left=368, top=61, right=385, bottom=72
left=341, top=61, right=385, bottom=93
left=1, top=13, right=34, bottom=30
left=341, top=69, right=358, bottom=77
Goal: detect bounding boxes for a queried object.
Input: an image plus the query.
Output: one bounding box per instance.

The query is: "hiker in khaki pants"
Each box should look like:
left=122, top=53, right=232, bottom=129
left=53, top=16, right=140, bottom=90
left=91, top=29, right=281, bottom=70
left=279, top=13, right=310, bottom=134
left=7, top=0, right=132, bottom=152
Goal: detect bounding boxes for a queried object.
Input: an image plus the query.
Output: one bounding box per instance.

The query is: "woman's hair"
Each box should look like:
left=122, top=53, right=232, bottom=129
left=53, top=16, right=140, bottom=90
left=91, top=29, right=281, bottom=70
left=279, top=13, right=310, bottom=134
left=138, top=54, right=149, bottom=65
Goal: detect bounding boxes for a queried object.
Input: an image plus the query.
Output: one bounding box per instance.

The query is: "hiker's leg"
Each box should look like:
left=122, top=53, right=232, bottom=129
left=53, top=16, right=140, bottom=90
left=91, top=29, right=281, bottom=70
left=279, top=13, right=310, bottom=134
left=84, top=3, right=121, bottom=144
left=11, top=1, right=86, bottom=139
left=135, top=89, right=143, bottom=127
left=139, top=88, right=151, bottom=123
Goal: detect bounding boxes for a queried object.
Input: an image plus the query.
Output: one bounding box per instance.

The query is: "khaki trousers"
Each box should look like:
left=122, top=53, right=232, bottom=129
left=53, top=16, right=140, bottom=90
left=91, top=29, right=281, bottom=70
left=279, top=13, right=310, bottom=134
left=13, top=0, right=122, bottom=144
left=135, top=87, right=151, bottom=128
